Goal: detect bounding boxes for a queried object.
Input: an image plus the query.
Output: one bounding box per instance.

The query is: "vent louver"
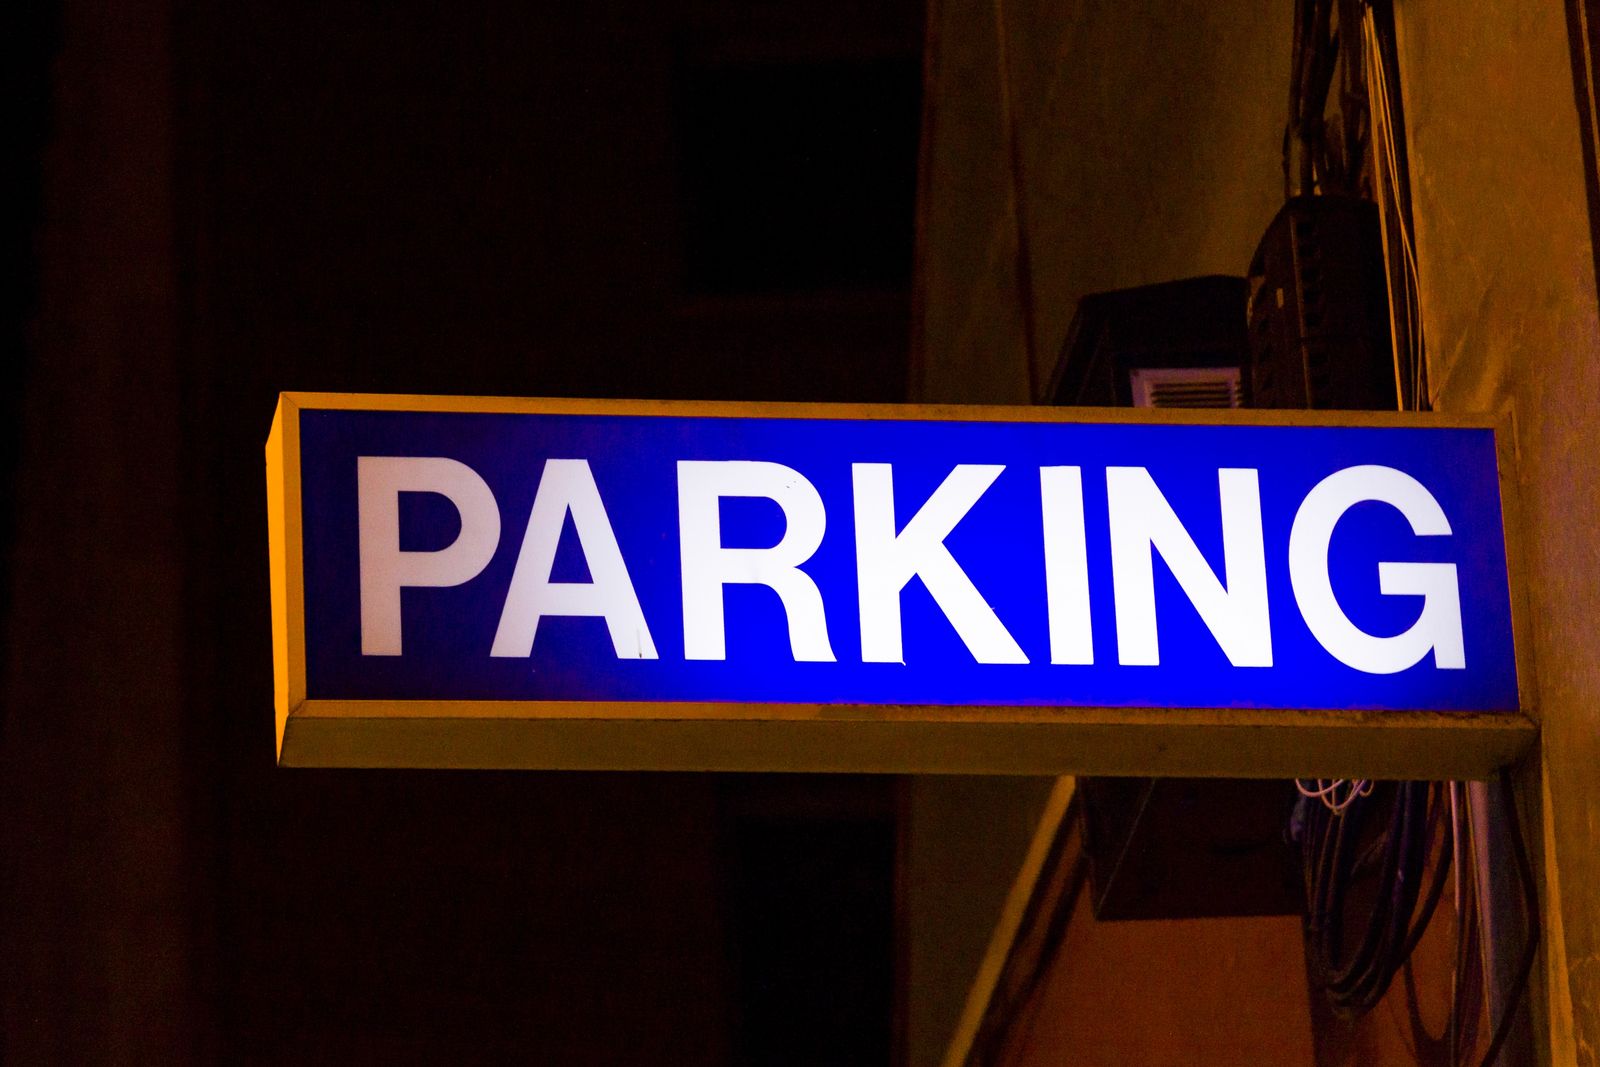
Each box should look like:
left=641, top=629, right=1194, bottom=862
left=1128, top=367, right=1243, bottom=409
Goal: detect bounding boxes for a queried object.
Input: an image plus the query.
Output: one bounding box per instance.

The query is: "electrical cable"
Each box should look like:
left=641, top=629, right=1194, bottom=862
left=1448, top=825, right=1483, bottom=1065
left=1329, top=783, right=1436, bottom=1011
left=1297, top=780, right=1455, bottom=1018
left=1286, top=0, right=1373, bottom=198
left=1297, top=776, right=1374, bottom=813
left=1363, top=3, right=1427, bottom=410
left=1457, top=787, right=1488, bottom=1061
left=1297, top=774, right=1539, bottom=1064
left=1471, top=769, right=1540, bottom=1067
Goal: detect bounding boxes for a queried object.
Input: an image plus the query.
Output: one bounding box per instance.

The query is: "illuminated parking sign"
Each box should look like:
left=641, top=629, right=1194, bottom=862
left=267, top=393, right=1531, bottom=777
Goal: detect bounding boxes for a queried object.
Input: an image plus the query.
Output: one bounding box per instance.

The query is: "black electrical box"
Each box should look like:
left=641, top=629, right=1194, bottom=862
left=1248, top=195, right=1397, bottom=410
left=1047, top=275, right=1249, bottom=406
left=1080, top=777, right=1304, bottom=921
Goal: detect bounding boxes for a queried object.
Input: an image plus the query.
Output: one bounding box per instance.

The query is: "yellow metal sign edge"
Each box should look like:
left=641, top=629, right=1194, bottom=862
left=276, top=699, right=1535, bottom=779
left=267, top=394, right=308, bottom=760
left=279, top=389, right=1503, bottom=429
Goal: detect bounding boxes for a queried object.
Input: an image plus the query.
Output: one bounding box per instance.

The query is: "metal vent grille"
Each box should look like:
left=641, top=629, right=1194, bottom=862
left=1128, top=367, right=1243, bottom=409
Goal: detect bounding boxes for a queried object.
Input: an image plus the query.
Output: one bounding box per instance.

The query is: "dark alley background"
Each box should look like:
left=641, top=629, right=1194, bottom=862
left=3, top=0, right=923, bottom=1061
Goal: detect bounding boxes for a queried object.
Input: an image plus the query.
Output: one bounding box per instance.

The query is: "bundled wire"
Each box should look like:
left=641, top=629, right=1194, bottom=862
left=1296, top=776, right=1374, bottom=814
left=1293, top=773, right=1540, bottom=1065
left=1477, top=770, right=1542, bottom=1067
left=1362, top=1, right=1428, bottom=411
left=1285, top=0, right=1371, bottom=198
left=1297, top=780, right=1451, bottom=1017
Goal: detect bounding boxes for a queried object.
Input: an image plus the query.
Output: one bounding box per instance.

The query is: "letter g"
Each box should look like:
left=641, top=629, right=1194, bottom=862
left=1288, top=465, right=1465, bottom=674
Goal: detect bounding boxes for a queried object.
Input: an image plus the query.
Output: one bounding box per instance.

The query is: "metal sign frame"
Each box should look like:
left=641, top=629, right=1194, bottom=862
left=266, top=391, right=1536, bottom=778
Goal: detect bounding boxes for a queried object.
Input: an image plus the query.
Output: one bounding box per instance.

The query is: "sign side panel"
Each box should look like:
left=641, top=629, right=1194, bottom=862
left=1494, top=412, right=1540, bottom=719
left=266, top=395, right=307, bottom=759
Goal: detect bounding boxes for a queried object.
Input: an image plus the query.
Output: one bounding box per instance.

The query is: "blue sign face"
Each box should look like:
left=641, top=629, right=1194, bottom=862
left=293, top=407, right=1518, bottom=712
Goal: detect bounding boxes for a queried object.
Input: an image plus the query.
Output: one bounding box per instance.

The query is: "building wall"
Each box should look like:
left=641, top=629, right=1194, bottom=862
left=912, top=0, right=1597, bottom=1061
left=0, top=2, right=195, bottom=1058
left=1396, top=2, right=1600, bottom=1060
left=914, top=0, right=1291, bottom=403
left=904, top=776, right=1056, bottom=1067
left=996, top=884, right=1317, bottom=1066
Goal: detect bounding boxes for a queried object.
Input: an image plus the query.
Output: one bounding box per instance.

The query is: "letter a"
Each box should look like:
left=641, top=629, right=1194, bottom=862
left=491, top=459, right=657, bottom=660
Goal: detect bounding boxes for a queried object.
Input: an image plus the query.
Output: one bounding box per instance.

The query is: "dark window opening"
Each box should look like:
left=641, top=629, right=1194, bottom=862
left=675, top=56, right=921, bottom=296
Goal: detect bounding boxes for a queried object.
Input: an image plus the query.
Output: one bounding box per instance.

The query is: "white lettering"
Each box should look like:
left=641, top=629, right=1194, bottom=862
left=1106, top=467, right=1272, bottom=667
left=853, top=463, right=1027, bottom=664
left=491, top=459, right=657, bottom=660
left=678, top=461, right=835, bottom=661
left=1040, top=466, right=1093, bottom=664
left=1288, top=464, right=1464, bottom=674
left=357, top=456, right=501, bottom=656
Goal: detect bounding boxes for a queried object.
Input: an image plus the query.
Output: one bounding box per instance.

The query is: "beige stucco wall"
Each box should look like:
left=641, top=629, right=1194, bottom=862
left=903, top=776, right=1056, bottom=1067
left=914, top=0, right=1291, bottom=403
left=1398, top=1, right=1600, bottom=1060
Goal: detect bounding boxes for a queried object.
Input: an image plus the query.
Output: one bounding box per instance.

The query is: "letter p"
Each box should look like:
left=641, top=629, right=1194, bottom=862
left=357, top=456, right=501, bottom=655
